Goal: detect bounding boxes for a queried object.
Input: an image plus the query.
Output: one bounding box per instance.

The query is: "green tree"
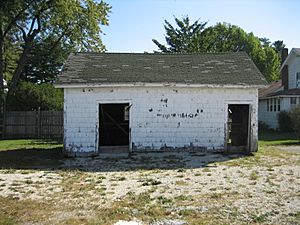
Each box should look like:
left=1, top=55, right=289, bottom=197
left=21, top=36, right=72, bottom=83
left=6, top=81, right=63, bottom=111
left=152, top=16, right=207, bottom=53
left=259, top=37, right=271, bottom=47
left=0, top=0, right=110, bottom=98
left=272, top=40, right=286, bottom=53
left=153, top=17, right=281, bottom=82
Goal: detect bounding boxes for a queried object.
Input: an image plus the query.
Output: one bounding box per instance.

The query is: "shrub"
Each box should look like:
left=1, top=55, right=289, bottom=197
left=289, top=107, right=300, bottom=138
left=6, top=82, right=63, bottom=111
left=277, top=111, right=293, bottom=132
left=258, top=121, right=271, bottom=132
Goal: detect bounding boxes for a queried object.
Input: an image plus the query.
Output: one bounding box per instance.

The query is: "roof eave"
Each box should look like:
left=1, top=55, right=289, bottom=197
left=54, top=82, right=267, bottom=89
left=260, top=95, right=300, bottom=99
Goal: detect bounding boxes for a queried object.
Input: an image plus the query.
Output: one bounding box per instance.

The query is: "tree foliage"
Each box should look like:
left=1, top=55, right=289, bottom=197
left=21, top=36, right=72, bottom=83
left=272, top=40, right=286, bottom=54
left=153, top=17, right=281, bottom=82
left=153, top=17, right=207, bottom=53
left=6, top=81, right=63, bottom=111
left=0, top=0, right=111, bottom=96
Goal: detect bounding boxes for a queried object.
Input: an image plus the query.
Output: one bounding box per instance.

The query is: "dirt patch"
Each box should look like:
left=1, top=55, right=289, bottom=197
left=0, top=149, right=299, bottom=224
left=277, top=145, right=300, bottom=153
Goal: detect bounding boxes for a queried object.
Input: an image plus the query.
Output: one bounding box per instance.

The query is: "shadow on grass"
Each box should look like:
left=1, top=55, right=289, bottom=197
left=259, top=130, right=300, bottom=146
left=0, top=147, right=64, bottom=169
left=0, top=146, right=252, bottom=172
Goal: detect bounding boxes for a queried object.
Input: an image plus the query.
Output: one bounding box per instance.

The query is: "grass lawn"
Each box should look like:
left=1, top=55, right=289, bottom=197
left=259, top=130, right=299, bottom=146
left=0, top=132, right=299, bottom=225
left=0, top=139, right=62, bottom=151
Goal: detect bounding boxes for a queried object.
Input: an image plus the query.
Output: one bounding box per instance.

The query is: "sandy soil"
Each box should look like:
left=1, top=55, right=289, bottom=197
left=0, top=147, right=299, bottom=224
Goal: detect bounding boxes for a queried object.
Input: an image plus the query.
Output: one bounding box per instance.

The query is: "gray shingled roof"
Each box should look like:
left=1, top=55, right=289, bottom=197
left=261, top=88, right=300, bottom=98
left=56, top=52, right=267, bottom=86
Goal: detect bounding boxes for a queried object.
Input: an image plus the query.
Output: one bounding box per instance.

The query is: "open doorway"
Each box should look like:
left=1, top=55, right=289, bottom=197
left=99, top=103, right=130, bottom=151
left=227, top=104, right=250, bottom=151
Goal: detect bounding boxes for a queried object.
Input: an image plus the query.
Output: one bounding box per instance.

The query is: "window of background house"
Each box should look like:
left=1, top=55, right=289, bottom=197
left=297, top=72, right=300, bottom=88
left=267, top=98, right=280, bottom=112
left=270, top=99, right=273, bottom=111
left=291, top=97, right=297, bottom=109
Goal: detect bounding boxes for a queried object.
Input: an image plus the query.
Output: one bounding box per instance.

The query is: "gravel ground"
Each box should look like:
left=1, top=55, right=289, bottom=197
left=278, top=145, right=300, bottom=153
left=0, top=147, right=299, bottom=224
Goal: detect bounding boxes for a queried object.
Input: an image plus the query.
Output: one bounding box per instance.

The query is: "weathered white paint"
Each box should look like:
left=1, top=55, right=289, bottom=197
left=63, top=86, right=259, bottom=157
left=56, top=83, right=265, bottom=89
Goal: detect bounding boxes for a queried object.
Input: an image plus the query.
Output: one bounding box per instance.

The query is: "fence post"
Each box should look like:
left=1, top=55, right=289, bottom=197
left=0, top=105, right=4, bottom=140
left=37, top=107, right=41, bottom=138
left=3, top=105, right=5, bottom=139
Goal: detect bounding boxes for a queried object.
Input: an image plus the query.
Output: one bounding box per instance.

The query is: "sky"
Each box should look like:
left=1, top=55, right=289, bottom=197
left=101, top=0, right=300, bottom=53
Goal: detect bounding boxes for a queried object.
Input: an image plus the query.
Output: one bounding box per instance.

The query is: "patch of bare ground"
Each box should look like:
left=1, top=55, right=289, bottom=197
left=0, top=146, right=299, bottom=224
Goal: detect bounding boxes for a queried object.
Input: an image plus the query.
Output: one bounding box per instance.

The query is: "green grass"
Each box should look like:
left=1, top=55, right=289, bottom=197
left=0, top=139, right=62, bottom=151
left=259, top=130, right=299, bottom=147
left=219, top=131, right=300, bottom=167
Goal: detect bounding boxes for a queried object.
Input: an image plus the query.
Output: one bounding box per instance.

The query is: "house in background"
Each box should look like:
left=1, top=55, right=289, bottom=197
left=259, top=48, right=300, bottom=129
left=55, top=52, right=267, bottom=157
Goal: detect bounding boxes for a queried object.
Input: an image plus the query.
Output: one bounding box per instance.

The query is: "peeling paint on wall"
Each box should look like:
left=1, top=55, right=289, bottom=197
left=156, top=112, right=199, bottom=119
left=63, top=86, right=258, bottom=156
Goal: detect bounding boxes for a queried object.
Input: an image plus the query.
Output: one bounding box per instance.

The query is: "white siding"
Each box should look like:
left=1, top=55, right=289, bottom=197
left=288, top=55, right=300, bottom=89
left=258, top=97, right=293, bottom=129
left=64, top=86, right=258, bottom=156
left=258, top=99, right=279, bottom=129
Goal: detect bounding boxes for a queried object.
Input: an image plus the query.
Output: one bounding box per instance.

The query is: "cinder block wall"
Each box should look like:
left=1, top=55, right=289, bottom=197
left=63, top=86, right=258, bottom=156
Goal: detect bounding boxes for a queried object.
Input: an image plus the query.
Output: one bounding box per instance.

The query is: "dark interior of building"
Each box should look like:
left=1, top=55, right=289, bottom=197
left=99, top=103, right=129, bottom=147
left=227, top=104, right=249, bottom=147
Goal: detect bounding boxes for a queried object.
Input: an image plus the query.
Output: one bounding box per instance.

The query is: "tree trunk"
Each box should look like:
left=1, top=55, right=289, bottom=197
left=0, top=30, right=5, bottom=110
left=0, top=31, right=4, bottom=93
left=7, top=38, right=33, bottom=97
left=0, top=30, right=5, bottom=139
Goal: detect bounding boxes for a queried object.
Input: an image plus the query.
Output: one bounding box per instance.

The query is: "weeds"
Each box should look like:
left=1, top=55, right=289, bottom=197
left=249, top=171, right=259, bottom=180
left=142, top=178, right=162, bottom=186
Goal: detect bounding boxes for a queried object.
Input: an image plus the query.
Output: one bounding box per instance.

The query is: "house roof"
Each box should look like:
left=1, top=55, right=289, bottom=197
left=261, top=88, right=300, bottom=98
left=55, top=52, right=267, bottom=87
left=259, top=80, right=282, bottom=98
left=280, top=48, right=300, bottom=71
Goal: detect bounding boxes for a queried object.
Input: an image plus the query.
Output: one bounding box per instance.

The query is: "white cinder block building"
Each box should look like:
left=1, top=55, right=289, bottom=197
left=55, top=52, right=267, bottom=157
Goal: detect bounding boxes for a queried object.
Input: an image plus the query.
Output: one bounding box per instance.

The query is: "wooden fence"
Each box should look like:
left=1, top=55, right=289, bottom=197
left=4, top=110, right=63, bottom=140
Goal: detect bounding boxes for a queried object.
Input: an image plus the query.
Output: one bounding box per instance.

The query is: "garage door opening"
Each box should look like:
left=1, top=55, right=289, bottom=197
left=99, top=103, right=130, bottom=151
left=227, top=104, right=250, bottom=151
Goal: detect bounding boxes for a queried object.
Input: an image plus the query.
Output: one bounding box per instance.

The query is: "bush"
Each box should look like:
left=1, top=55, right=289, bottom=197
left=258, top=121, right=271, bottom=132
left=290, top=107, right=300, bottom=138
left=6, top=82, right=63, bottom=111
left=278, top=111, right=293, bottom=132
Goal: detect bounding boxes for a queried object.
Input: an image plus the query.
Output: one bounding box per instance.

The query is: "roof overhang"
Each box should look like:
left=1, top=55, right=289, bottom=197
left=55, top=82, right=266, bottom=89
left=260, top=94, right=300, bottom=100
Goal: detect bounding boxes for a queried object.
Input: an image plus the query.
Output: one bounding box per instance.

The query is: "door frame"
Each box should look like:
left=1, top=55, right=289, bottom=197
left=96, top=99, right=132, bottom=153
left=225, top=101, right=252, bottom=152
